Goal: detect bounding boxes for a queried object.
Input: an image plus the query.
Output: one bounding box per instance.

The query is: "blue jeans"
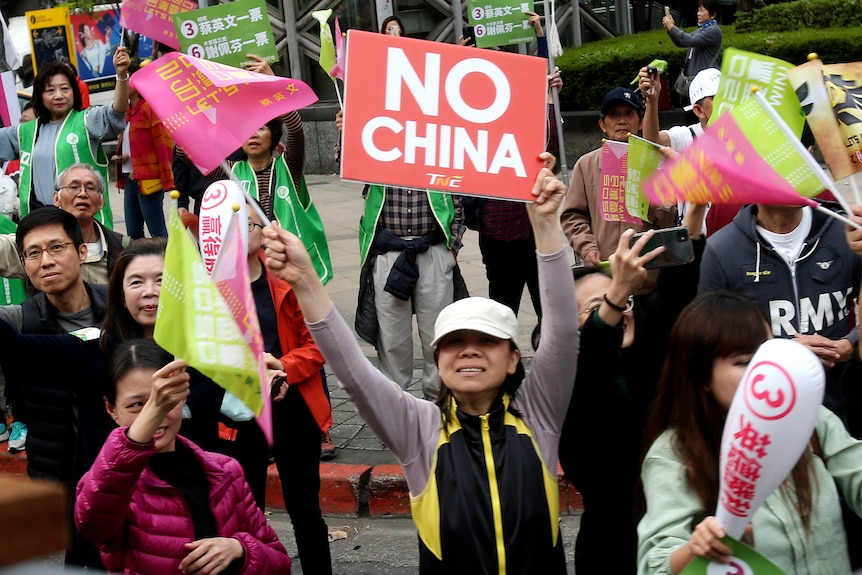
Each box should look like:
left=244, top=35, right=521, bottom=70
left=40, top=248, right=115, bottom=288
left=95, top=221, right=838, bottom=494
left=124, top=177, right=167, bottom=239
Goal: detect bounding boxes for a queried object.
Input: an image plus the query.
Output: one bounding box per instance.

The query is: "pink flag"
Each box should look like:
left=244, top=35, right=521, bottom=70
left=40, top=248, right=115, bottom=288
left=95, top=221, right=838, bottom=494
left=599, top=140, right=643, bottom=224
left=643, top=113, right=815, bottom=208
left=211, top=212, right=273, bottom=444
left=130, top=52, right=318, bottom=173
left=120, top=0, right=197, bottom=50
left=331, top=17, right=345, bottom=80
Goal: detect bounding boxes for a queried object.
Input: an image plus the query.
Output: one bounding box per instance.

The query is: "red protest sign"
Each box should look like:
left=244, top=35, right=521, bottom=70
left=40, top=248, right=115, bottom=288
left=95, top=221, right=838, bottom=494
left=341, top=30, right=547, bottom=201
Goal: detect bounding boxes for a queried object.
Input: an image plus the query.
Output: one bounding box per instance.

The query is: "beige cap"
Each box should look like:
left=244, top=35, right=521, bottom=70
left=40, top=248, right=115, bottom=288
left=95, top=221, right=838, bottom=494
left=431, top=297, right=519, bottom=348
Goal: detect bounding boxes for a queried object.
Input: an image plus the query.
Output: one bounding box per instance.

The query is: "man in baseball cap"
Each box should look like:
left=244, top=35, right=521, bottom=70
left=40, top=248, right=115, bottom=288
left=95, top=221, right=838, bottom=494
left=560, top=86, right=677, bottom=274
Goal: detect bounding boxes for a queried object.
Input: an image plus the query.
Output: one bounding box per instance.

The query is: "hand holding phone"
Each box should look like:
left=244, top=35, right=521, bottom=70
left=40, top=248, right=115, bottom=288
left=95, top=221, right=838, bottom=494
left=664, top=6, right=671, bottom=17
left=630, top=226, right=694, bottom=269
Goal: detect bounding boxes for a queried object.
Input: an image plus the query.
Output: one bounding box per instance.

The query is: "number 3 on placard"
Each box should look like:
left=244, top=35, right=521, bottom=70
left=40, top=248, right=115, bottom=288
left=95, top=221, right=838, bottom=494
left=181, top=20, right=199, bottom=39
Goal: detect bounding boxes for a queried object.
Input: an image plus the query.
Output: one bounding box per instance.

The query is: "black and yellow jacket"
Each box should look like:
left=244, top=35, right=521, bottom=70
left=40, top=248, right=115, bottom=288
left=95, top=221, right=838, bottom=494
left=307, top=248, right=579, bottom=574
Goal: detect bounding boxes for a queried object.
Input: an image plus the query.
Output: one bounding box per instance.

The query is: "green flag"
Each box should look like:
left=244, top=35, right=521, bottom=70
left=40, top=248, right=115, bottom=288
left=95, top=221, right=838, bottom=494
left=730, top=94, right=823, bottom=198
left=154, top=206, right=263, bottom=415
left=626, top=135, right=662, bottom=221
left=711, top=48, right=805, bottom=139
left=312, top=9, right=336, bottom=77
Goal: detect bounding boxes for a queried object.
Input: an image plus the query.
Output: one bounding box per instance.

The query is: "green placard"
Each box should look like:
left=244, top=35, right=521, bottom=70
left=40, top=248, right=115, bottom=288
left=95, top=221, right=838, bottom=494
left=467, top=0, right=536, bottom=49
left=174, top=0, right=277, bottom=68
left=626, top=135, right=662, bottom=221
left=680, top=536, right=786, bottom=575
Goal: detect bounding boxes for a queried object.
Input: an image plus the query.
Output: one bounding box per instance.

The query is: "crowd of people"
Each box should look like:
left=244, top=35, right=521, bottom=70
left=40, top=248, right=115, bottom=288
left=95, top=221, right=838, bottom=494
left=2, top=3, right=862, bottom=575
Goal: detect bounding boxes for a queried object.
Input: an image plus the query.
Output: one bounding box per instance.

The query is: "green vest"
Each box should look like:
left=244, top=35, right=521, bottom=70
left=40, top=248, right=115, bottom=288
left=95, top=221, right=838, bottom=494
left=358, top=185, right=456, bottom=266
left=17, top=110, right=113, bottom=229
left=232, top=157, right=332, bottom=284
left=0, top=214, right=26, bottom=305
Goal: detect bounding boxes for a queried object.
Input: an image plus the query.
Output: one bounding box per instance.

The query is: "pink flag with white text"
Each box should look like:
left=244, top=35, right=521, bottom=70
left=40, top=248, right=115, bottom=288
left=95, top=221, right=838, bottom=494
left=211, top=212, right=273, bottom=444
left=130, top=52, right=318, bottom=173
left=642, top=112, right=813, bottom=207
left=120, top=0, right=198, bottom=50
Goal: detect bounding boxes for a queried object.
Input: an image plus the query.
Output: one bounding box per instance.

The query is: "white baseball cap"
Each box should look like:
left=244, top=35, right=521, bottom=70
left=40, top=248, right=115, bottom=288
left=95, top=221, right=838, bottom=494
left=431, top=297, right=519, bottom=348
left=685, top=68, right=721, bottom=111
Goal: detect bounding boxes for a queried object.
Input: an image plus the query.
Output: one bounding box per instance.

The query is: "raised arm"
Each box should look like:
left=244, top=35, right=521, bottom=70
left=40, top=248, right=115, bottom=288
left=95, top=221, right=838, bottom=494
left=638, top=67, right=671, bottom=147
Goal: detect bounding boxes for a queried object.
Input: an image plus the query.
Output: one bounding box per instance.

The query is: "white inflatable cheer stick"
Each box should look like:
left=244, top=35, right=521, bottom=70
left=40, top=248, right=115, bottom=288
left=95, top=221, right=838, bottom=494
left=715, top=338, right=824, bottom=539
left=198, top=180, right=249, bottom=275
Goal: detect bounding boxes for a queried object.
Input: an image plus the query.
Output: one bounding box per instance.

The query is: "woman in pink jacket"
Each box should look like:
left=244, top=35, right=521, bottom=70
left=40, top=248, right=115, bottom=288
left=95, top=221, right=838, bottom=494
left=75, top=339, right=291, bottom=574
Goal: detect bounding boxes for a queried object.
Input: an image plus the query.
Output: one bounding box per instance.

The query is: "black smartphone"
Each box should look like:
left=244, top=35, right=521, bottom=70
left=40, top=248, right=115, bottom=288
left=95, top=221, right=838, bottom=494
left=463, top=26, right=476, bottom=45
left=271, top=375, right=287, bottom=399
left=630, top=226, right=694, bottom=269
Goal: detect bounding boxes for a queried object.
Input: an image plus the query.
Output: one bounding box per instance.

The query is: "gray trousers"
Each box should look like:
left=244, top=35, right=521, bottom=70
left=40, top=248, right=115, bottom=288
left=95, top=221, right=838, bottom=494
left=372, top=243, right=455, bottom=401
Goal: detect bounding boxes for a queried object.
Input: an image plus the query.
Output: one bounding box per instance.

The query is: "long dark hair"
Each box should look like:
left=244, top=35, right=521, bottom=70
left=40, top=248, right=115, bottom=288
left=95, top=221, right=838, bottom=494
left=32, top=63, right=83, bottom=122
left=100, top=238, right=167, bottom=354
left=105, top=339, right=172, bottom=405
left=641, top=292, right=817, bottom=530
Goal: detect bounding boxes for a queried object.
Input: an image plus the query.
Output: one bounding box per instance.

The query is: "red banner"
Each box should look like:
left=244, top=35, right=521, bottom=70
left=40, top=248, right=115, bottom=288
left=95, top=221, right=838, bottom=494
left=341, top=30, right=547, bottom=201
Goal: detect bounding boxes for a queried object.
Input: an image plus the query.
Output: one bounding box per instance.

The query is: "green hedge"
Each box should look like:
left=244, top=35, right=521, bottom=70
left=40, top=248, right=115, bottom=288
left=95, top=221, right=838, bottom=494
left=734, top=0, right=862, bottom=32
left=557, top=26, right=862, bottom=111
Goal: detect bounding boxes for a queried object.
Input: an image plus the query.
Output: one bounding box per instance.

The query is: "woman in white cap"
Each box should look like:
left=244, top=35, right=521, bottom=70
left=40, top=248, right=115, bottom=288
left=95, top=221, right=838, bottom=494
left=262, top=153, right=577, bottom=574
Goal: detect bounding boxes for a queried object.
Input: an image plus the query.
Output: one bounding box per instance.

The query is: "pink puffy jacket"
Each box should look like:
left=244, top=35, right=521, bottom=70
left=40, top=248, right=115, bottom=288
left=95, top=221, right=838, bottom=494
left=75, top=428, right=291, bottom=574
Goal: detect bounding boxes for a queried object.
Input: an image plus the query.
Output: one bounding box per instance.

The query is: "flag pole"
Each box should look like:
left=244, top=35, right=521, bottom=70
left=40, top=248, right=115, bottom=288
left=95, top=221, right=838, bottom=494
left=331, top=78, right=343, bottom=109
left=810, top=201, right=862, bottom=230
left=752, top=89, right=853, bottom=215
left=542, top=0, right=568, bottom=187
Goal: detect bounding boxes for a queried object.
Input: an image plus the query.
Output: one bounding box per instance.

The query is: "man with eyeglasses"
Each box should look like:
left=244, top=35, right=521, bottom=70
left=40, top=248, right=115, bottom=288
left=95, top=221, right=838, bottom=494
left=0, top=163, right=129, bottom=286
left=0, top=206, right=106, bottom=334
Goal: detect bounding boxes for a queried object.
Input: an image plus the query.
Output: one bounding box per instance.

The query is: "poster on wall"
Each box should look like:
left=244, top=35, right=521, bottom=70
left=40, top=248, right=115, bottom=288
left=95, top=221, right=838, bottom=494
left=26, top=7, right=76, bottom=75
left=69, top=8, right=123, bottom=91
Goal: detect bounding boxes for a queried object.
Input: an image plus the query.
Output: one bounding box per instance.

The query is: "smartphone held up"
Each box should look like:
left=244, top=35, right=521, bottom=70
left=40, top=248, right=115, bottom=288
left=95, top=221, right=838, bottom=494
left=630, top=226, right=695, bottom=269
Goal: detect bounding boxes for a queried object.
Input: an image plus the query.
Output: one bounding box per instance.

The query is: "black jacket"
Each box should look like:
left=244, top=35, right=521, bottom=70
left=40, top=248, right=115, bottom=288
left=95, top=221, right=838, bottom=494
left=5, top=283, right=111, bottom=484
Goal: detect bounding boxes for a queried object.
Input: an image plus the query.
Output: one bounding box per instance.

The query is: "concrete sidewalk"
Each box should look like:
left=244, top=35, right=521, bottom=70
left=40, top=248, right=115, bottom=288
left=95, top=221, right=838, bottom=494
left=0, top=175, right=583, bottom=519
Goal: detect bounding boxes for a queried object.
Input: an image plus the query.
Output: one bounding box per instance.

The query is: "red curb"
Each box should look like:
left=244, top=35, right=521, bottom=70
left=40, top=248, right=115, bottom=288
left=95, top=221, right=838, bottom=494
left=0, top=450, right=28, bottom=476
left=367, top=464, right=412, bottom=517
left=0, top=450, right=584, bottom=517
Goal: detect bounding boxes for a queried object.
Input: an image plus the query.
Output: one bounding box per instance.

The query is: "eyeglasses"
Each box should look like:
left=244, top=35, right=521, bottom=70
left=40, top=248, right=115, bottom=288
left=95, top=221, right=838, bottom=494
left=22, top=242, right=75, bottom=261
left=59, top=183, right=102, bottom=196
left=578, top=294, right=635, bottom=315
left=248, top=221, right=264, bottom=232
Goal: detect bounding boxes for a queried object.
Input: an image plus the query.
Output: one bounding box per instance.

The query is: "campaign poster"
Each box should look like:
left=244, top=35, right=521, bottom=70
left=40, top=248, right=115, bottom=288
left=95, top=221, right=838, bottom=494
left=26, top=7, right=76, bottom=75
left=467, top=0, right=536, bottom=49
left=70, top=8, right=122, bottom=87
left=340, top=30, right=547, bottom=201
left=174, top=0, right=277, bottom=68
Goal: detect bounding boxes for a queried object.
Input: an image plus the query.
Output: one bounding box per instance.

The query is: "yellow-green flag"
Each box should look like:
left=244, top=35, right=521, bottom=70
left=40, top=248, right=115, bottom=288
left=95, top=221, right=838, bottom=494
left=710, top=48, right=805, bottom=138
left=154, top=206, right=263, bottom=415
left=312, top=9, right=336, bottom=77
